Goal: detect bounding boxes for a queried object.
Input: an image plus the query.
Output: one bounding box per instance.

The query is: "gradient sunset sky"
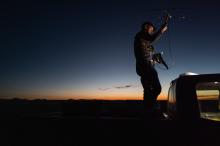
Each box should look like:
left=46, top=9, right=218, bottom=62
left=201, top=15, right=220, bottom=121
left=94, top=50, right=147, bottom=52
left=1, top=1, right=220, bottom=100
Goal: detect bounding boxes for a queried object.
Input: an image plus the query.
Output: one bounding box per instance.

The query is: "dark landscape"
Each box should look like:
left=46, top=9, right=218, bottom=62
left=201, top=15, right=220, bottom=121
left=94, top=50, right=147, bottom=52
left=0, top=99, right=219, bottom=146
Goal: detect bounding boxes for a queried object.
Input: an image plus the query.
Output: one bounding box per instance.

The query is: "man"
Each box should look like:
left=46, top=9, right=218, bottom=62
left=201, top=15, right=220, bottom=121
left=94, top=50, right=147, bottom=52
left=134, top=19, right=168, bottom=117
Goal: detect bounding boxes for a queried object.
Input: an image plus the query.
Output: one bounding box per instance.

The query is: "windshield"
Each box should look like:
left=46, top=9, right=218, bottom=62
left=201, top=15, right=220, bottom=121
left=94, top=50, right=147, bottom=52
left=196, top=82, right=220, bottom=121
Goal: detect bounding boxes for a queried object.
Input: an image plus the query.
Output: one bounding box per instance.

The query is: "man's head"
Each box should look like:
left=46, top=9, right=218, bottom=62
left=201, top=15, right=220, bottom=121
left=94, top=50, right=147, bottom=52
left=141, top=22, right=155, bottom=34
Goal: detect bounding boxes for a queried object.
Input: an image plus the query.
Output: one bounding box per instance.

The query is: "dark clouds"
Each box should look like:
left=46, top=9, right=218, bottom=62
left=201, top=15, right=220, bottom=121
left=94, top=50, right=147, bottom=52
left=98, top=84, right=138, bottom=91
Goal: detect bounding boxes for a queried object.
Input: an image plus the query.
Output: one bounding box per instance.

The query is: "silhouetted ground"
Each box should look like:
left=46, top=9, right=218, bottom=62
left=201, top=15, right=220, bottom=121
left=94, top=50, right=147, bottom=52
left=0, top=99, right=167, bottom=118
left=0, top=99, right=219, bottom=146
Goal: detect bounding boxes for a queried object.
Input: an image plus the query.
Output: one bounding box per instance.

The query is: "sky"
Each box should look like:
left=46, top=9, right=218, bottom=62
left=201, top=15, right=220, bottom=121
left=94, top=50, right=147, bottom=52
left=1, top=0, right=220, bottom=100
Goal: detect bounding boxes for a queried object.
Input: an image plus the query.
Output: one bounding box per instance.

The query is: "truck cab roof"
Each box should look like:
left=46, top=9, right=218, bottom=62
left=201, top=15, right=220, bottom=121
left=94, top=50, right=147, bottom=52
left=167, top=73, right=220, bottom=121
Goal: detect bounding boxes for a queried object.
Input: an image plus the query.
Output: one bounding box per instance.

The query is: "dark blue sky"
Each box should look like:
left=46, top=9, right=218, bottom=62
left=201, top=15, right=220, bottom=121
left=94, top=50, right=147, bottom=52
left=1, top=1, right=220, bottom=100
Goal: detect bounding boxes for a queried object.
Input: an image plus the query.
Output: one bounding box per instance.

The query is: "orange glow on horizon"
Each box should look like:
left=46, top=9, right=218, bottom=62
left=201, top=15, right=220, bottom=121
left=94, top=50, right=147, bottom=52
left=2, top=88, right=168, bottom=100
left=32, top=95, right=167, bottom=100
left=15, top=94, right=167, bottom=101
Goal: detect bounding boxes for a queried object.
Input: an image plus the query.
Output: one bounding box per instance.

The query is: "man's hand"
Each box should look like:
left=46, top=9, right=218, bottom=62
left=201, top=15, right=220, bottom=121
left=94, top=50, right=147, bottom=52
left=161, top=26, right=168, bottom=33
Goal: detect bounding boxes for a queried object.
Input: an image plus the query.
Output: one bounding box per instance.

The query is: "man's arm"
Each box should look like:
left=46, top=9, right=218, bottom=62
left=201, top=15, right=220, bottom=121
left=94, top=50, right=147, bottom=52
left=151, top=14, right=169, bottom=43
left=151, top=24, right=168, bottom=43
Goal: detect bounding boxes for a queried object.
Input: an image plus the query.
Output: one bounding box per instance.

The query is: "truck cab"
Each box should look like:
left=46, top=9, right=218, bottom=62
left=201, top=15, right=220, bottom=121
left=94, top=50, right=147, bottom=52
left=167, top=73, right=220, bottom=121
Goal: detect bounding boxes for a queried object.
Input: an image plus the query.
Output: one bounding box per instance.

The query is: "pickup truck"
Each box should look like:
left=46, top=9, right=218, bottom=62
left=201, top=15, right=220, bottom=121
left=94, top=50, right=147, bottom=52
left=166, top=72, right=220, bottom=121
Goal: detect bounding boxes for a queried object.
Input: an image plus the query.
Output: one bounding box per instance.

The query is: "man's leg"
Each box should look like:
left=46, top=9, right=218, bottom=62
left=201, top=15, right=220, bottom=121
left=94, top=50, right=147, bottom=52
left=140, top=66, right=161, bottom=116
left=151, top=70, right=162, bottom=101
left=141, top=76, right=155, bottom=114
left=151, top=69, right=162, bottom=117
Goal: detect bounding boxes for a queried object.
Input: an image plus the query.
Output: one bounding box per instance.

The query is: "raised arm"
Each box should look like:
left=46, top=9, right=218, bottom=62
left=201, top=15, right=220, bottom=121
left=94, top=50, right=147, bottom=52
left=151, top=23, right=168, bottom=43
left=151, top=14, right=169, bottom=43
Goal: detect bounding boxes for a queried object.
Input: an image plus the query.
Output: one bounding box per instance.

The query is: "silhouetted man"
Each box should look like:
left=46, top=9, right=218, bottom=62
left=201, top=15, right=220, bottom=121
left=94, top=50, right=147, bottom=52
left=134, top=19, right=168, bottom=117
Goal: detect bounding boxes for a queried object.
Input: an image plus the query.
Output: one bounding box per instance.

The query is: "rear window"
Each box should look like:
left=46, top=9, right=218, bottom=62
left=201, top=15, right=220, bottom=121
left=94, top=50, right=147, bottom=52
left=167, top=82, right=177, bottom=114
left=196, top=82, right=220, bottom=121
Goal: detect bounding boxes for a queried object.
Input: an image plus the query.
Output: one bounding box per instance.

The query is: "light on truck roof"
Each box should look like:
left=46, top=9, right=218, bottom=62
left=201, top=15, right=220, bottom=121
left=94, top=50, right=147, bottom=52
left=179, top=72, right=198, bottom=76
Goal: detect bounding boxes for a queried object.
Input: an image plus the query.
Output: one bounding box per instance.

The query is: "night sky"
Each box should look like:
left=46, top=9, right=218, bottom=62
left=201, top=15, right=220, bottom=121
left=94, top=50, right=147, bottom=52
left=1, top=1, right=220, bottom=100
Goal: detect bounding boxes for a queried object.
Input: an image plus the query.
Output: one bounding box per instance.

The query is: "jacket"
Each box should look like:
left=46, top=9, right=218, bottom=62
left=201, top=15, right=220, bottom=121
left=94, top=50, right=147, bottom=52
left=134, top=27, right=164, bottom=76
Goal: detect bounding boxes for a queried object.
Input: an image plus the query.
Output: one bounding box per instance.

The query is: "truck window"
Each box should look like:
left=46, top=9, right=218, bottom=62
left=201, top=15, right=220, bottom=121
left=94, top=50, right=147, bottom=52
left=168, top=82, right=176, bottom=113
left=196, top=82, right=220, bottom=121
